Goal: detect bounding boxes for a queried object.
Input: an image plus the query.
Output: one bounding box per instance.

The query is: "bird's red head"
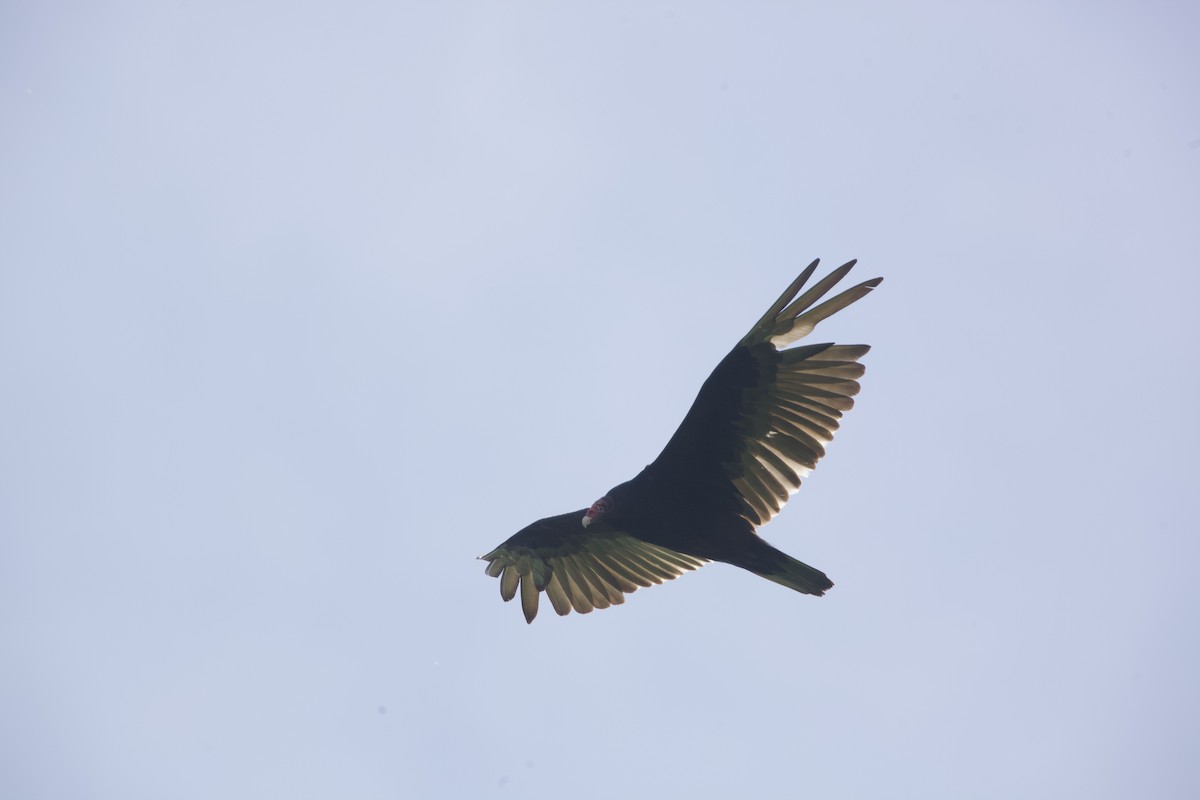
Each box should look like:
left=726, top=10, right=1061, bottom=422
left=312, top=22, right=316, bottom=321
left=582, top=495, right=612, bottom=528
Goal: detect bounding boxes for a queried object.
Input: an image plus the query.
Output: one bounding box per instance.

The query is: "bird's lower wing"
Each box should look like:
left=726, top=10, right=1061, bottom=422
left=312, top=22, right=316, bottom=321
left=480, top=511, right=708, bottom=623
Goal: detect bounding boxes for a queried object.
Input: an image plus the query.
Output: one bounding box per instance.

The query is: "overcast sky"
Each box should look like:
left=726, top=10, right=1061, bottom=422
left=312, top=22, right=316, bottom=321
left=3, top=2, right=1198, bottom=798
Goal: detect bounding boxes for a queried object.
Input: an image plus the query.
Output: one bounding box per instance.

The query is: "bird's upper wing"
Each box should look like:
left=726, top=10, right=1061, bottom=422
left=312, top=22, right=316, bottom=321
left=480, top=511, right=708, bottom=623
left=648, top=259, right=882, bottom=527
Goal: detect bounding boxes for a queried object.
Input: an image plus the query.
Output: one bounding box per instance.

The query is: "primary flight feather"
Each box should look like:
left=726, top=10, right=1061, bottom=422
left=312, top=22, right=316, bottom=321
left=481, top=259, right=882, bottom=622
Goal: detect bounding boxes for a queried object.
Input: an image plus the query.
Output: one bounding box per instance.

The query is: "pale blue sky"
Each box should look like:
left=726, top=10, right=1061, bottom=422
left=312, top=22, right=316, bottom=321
left=3, top=2, right=1198, bottom=798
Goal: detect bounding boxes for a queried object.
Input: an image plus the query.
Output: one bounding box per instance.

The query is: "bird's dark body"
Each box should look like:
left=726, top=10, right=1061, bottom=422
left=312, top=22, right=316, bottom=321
left=582, top=342, right=832, bottom=582
left=482, top=260, right=879, bottom=622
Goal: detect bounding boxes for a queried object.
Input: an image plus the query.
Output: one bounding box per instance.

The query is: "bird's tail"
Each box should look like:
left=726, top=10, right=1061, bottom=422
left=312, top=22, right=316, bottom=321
left=732, top=538, right=834, bottom=596
left=755, top=554, right=834, bottom=596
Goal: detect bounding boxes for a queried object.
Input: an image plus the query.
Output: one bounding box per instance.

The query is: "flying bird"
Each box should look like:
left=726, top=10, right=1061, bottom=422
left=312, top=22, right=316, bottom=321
left=481, top=259, right=881, bottom=622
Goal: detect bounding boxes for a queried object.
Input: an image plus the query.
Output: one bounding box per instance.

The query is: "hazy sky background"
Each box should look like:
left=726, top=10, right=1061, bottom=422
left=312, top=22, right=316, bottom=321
left=3, top=2, right=1198, bottom=798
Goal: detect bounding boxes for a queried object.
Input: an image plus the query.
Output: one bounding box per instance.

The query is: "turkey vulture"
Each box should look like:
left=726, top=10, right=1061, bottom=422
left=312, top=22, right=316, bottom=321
left=481, top=259, right=881, bottom=622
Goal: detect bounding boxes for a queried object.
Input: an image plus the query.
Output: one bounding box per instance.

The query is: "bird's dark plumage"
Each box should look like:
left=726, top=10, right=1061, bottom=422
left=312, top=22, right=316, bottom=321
left=481, top=259, right=882, bottom=622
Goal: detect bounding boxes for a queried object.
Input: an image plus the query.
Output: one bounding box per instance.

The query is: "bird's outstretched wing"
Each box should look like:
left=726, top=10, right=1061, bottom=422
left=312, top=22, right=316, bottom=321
left=480, top=511, right=708, bottom=623
left=481, top=260, right=880, bottom=622
left=648, top=259, right=881, bottom=526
